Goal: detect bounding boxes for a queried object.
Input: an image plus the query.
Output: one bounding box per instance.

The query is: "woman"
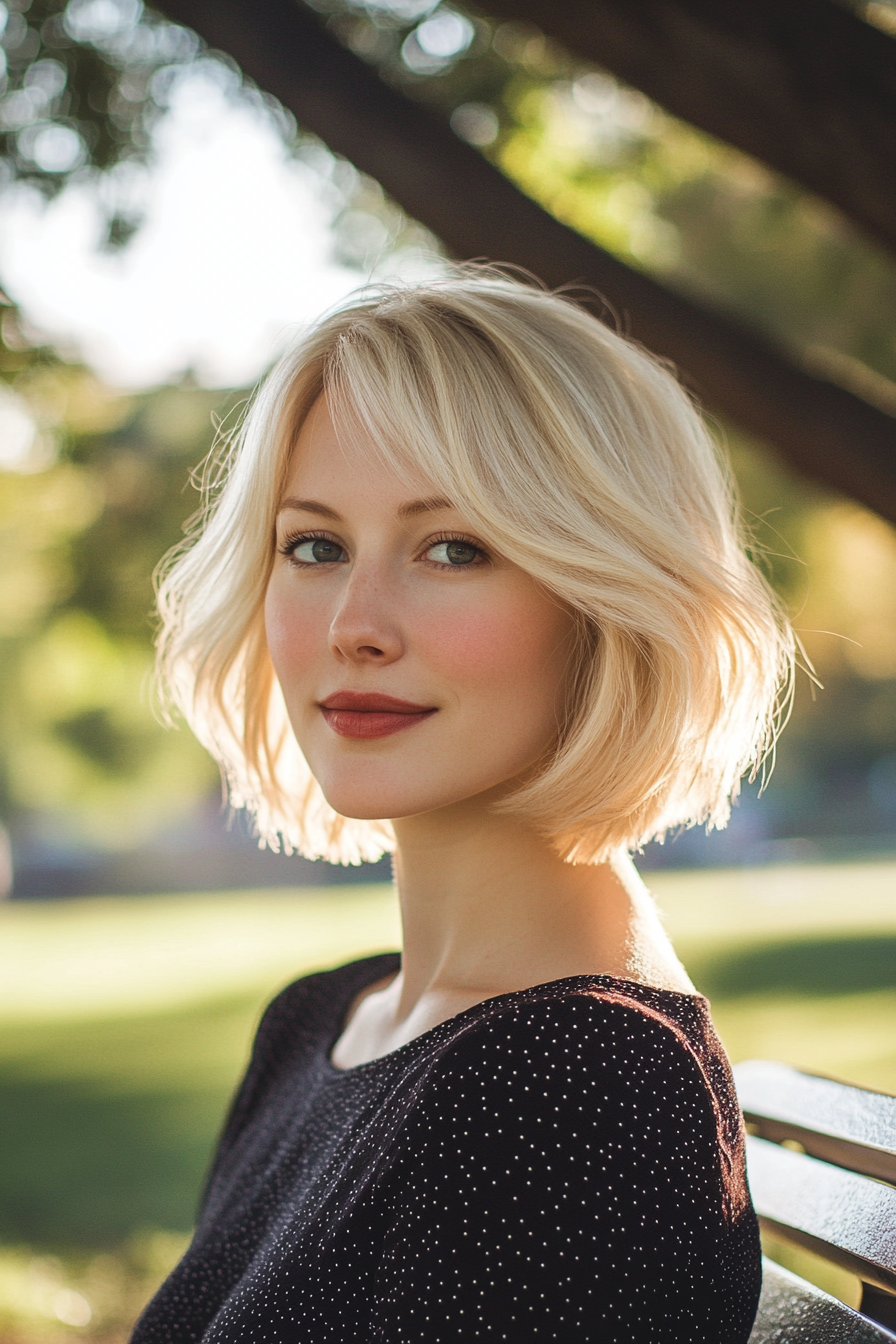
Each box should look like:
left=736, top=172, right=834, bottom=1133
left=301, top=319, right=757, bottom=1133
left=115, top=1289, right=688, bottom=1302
left=137, top=271, right=791, bottom=1343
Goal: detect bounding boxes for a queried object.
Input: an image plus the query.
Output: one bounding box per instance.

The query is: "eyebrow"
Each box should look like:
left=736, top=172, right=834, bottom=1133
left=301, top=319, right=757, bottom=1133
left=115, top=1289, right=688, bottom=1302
left=277, top=495, right=454, bottom=520
left=277, top=497, right=340, bottom=521
left=398, top=495, right=453, bottom=519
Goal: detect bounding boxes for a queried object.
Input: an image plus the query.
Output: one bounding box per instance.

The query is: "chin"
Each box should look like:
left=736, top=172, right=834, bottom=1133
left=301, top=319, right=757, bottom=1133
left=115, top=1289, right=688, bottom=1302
left=320, top=786, right=442, bottom=822
left=317, top=766, right=521, bottom=824
left=311, top=759, right=456, bottom=821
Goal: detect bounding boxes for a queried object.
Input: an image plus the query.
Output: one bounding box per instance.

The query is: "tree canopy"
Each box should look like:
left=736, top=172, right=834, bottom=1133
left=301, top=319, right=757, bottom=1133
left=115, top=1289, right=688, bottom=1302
left=2, top=0, right=896, bottom=870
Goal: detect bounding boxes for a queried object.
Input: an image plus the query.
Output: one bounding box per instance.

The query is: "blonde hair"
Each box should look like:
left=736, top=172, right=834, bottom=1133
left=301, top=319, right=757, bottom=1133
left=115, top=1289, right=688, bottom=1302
left=156, top=269, right=793, bottom=865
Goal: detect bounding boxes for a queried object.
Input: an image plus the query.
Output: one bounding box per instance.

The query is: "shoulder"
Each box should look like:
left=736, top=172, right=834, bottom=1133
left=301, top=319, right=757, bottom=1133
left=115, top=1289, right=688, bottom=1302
left=403, top=980, right=739, bottom=1195
left=427, top=979, right=718, bottom=1102
left=372, top=984, right=759, bottom=1342
left=376, top=982, right=753, bottom=1275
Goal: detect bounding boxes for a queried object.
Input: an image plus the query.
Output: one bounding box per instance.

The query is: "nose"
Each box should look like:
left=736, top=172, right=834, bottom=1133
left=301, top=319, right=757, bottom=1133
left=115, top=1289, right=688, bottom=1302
left=328, top=565, right=404, bottom=666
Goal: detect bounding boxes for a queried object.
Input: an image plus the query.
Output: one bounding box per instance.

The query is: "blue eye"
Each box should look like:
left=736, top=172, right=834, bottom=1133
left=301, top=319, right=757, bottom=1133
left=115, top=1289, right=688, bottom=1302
left=427, top=540, right=480, bottom=566
left=290, top=537, right=345, bottom=563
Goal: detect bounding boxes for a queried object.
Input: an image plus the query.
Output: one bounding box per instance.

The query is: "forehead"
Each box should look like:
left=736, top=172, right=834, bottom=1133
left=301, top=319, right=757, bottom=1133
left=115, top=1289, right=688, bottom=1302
left=283, top=394, right=444, bottom=510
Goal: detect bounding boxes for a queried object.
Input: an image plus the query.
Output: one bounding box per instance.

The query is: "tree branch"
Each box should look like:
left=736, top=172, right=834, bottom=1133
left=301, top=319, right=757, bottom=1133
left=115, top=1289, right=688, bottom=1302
left=483, top=0, right=896, bottom=259
left=159, top=0, right=896, bottom=523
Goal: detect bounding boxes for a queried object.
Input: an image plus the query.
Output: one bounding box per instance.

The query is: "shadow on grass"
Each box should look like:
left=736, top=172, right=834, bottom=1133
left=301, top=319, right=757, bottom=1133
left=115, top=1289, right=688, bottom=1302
left=691, top=933, right=896, bottom=1000
left=0, top=992, right=262, bottom=1250
left=0, top=1071, right=225, bottom=1247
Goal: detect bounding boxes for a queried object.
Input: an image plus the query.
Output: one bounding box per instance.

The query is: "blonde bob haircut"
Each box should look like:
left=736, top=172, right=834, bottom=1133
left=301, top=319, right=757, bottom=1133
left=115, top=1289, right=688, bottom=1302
left=156, top=268, right=794, bottom=865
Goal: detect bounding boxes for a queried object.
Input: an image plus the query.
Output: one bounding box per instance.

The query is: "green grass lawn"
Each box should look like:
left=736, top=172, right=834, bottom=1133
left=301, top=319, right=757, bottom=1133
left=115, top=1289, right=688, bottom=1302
left=1, top=862, right=894, bottom=1338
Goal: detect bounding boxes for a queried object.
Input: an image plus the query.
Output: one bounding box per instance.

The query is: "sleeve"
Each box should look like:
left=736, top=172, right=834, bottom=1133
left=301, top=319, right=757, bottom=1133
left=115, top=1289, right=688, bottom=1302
left=195, top=977, right=318, bottom=1220
left=368, top=993, right=761, bottom=1344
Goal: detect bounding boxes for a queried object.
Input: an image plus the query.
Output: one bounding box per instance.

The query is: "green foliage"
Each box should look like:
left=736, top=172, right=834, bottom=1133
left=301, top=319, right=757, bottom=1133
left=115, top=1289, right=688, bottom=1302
left=0, top=343, right=227, bottom=842
left=0, top=0, right=308, bottom=262
left=0, top=0, right=198, bottom=219
left=0, top=0, right=425, bottom=263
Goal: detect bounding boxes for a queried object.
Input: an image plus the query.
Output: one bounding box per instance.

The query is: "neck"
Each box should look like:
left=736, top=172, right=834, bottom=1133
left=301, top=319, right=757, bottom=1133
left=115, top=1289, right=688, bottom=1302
left=331, top=792, right=694, bottom=1068
left=389, top=793, right=689, bottom=1017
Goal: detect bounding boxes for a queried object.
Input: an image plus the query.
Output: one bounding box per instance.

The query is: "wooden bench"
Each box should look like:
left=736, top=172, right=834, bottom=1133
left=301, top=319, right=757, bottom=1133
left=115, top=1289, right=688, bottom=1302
left=735, top=1060, right=896, bottom=1342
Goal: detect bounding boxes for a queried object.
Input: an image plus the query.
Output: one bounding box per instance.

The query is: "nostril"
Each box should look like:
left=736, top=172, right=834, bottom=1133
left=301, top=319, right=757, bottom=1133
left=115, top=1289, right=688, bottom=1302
left=358, top=645, right=385, bottom=657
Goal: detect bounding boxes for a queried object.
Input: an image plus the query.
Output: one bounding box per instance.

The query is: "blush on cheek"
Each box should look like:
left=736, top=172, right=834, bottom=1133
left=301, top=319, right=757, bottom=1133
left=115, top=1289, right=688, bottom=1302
left=416, top=598, right=569, bottom=689
left=263, top=581, right=327, bottom=690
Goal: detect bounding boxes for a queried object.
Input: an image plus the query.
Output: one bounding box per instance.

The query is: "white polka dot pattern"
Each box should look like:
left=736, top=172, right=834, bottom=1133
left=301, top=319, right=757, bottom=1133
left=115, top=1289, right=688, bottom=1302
left=131, top=954, right=761, bottom=1343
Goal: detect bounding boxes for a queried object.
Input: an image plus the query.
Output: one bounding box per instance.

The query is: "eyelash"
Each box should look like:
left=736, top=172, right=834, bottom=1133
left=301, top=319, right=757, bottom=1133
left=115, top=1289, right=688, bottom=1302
left=425, top=531, right=489, bottom=569
left=278, top=530, right=339, bottom=563
left=277, top=530, right=489, bottom=569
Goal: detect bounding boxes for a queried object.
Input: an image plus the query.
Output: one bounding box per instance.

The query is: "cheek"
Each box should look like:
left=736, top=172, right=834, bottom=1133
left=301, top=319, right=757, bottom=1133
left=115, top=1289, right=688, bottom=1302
left=416, top=589, right=571, bottom=706
left=264, top=577, right=328, bottom=685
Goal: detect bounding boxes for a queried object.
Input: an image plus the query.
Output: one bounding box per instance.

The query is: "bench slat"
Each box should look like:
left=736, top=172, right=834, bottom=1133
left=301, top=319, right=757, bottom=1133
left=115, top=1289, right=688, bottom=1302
left=746, top=1136, right=896, bottom=1294
left=736, top=1061, right=896, bottom=1185
left=751, top=1259, right=896, bottom=1342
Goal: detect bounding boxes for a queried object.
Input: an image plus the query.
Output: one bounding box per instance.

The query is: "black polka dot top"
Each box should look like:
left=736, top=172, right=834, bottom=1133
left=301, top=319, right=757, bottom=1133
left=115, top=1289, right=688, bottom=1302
left=132, top=953, right=761, bottom=1343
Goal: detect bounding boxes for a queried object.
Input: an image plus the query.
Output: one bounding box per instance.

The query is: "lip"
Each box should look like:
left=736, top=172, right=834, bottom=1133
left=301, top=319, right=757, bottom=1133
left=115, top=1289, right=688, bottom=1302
left=318, top=691, right=438, bottom=740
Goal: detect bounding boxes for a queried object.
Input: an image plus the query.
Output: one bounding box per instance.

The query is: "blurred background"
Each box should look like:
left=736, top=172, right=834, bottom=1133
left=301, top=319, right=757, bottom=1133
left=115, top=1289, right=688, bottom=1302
left=1, top=0, right=896, bottom=1337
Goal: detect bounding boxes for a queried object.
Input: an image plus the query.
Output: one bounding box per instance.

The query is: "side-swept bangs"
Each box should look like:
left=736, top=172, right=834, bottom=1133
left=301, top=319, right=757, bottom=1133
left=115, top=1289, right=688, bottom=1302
left=155, top=271, right=794, bottom=864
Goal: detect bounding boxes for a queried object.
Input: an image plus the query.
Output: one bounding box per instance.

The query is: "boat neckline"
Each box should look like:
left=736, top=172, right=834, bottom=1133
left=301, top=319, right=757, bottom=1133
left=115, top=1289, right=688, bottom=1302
left=324, top=960, right=707, bottom=1077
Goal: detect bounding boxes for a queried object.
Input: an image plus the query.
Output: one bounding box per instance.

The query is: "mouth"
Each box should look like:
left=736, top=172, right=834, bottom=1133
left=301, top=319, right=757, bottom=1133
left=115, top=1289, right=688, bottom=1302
left=317, top=691, right=438, bottom=740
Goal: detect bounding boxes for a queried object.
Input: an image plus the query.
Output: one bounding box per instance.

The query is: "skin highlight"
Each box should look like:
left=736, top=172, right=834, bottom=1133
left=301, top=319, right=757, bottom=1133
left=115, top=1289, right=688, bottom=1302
left=264, top=395, right=694, bottom=1070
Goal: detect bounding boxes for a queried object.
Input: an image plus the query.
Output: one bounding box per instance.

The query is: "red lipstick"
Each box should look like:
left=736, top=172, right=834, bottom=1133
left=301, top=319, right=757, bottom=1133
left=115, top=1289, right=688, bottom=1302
left=318, top=691, right=438, bottom=740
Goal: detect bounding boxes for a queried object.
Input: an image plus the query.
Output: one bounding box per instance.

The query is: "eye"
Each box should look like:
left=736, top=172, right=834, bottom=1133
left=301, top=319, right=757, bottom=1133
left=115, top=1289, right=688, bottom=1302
left=283, top=535, right=346, bottom=564
left=425, top=539, right=482, bottom=566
